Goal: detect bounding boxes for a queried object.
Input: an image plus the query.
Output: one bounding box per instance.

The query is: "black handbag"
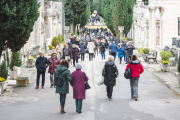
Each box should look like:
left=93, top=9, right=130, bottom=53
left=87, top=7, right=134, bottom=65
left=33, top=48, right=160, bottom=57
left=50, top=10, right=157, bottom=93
left=76, top=53, right=80, bottom=59
left=124, top=63, right=132, bottom=79
left=84, top=72, right=90, bottom=90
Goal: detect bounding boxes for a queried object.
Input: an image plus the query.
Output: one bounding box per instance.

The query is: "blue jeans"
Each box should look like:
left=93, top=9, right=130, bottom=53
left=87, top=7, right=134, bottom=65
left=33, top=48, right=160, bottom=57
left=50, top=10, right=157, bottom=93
left=111, top=53, right=116, bottom=61
left=101, top=52, right=105, bottom=59
left=119, top=57, right=122, bottom=63
left=81, top=54, right=84, bottom=61
left=130, top=77, right=139, bottom=99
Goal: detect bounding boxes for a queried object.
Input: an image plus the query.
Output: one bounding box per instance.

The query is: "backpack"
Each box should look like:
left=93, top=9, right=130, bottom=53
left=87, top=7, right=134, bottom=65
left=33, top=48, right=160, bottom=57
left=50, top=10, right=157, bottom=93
left=55, top=70, right=67, bottom=87
left=101, top=43, right=105, bottom=48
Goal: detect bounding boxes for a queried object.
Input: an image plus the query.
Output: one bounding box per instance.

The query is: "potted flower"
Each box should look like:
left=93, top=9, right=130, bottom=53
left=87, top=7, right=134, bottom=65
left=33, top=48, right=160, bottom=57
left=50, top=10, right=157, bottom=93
left=142, top=48, right=150, bottom=62
left=176, top=56, right=180, bottom=84
left=26, top=57, right=35, bottom=68
left=137, top=47, right=143, bottom=57
left=160, top=51, right=173, bottom=72
left=0, top=61, right=8, bottom=94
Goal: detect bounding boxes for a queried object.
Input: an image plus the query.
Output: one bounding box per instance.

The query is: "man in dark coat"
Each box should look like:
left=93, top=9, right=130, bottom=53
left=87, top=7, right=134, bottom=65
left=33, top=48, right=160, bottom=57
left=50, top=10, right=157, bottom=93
left=71, top=36, right=76, bottom=44
left=102, top=56, right=119, bottom=101
left=125, top=42, right=135, bottom=64
left=67, top=40, right=72, bottom=50
left=109, top=42, right=118, bottom=61
left=115, top=36, right=120, bottom=45
left=35, top=52, right=49, bottom=89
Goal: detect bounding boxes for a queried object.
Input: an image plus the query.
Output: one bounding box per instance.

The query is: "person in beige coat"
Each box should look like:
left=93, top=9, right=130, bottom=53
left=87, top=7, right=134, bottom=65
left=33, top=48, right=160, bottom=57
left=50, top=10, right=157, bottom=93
left=56, top=42, right=63, bottom=59
left=87, top=42, right=95, bottom=61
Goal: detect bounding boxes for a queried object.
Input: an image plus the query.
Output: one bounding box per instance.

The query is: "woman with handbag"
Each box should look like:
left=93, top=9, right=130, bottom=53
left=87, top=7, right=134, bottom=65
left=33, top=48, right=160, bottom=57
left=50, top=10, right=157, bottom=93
left=102, top=56, right=119, bottom=101
left=125, top=55, right=144, bottom=101
left=48, top=53, right=60, bottom=88
left=62, top=43, right=72, bottom=63
left=71, top=63, right=89, bottom=113
left=54, top=60, right=74, bottom=114
left=71, top=44, right=80, bottom=67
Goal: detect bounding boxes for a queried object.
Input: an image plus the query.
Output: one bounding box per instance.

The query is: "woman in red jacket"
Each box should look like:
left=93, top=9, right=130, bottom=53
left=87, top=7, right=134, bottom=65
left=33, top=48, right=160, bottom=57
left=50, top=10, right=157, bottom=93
left=125, top=55, right=144, bottom=101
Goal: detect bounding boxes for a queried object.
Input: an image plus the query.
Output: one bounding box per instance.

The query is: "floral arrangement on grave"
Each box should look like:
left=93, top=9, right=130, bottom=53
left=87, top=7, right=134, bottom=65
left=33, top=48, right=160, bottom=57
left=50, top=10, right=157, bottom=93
left=121, top=37, right=128, bottom=41
left=160, top=51, right=173, bottom=64
left=48, top=45, right=55, bottom=50
left=28, top=57, right=35, bottom=61
left=143, top=48, right=150, bottom=54
left=0, top=77, right=6, bottom=82
left=0, top=61, right=8, bottom=82
left=138, top=47, right=143, bottom=53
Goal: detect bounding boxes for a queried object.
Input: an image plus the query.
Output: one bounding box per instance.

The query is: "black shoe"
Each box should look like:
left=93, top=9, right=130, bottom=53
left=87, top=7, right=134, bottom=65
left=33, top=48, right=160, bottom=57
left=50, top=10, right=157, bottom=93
left=78, top=111, right=82, bottom=114
left=50, top=84, right=53, bottom=88
left=76, top=110, right=78, bottom=112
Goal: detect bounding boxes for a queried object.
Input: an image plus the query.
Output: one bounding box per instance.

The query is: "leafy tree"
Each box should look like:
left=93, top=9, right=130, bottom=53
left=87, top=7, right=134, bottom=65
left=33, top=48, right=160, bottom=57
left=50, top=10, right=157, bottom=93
left=0, top=61, right=8, bottom=80
left=65, top=0, right=89, bottom=32
left=97, top=0, right=102, bottom=16
left=80, top=0, right=90, bottom=28
left=0, top=0, right=40, bottom=58
left=90, top=0, right=94, bottom=13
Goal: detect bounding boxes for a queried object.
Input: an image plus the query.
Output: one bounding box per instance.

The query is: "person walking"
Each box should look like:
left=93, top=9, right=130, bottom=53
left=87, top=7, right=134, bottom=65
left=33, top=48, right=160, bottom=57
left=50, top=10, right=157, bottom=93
left=35, top=51, right=49, bottom=89
left=87, top=41, right=95, bottom=61
left=75, top=37, right=80, bottom=46
left=71, top=63, right=89, bottom=113
left=125, top=55, right=144, bottom=101
left=56, top=42, right=63, bottom=59
left=79, top=42, right=86, bottom=61
left=109, top=41, right=118, bottom=61
left=102, top=56, right=119, bottom=101
left=115, top=36, right=120, bottom=45
left=48, top=53, right=60, bottom=88
left=67, top=40, right=72, bottom=50
left=62, top=43, right=72, bottom=63
left=118, top=44, right=124, bottom=64
left=100, top=40, right=106, bottom=59
left=71, top=44, right=80, bottom=67
left=54, top=60, right=74, bottom=114
left=125, top=42, right=135, bottom=64
left=122, top=40, right=127, bottom=62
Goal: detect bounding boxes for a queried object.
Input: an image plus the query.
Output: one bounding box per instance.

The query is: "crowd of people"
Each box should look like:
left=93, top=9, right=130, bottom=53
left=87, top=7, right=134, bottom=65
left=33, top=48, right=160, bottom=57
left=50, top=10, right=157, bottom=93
left=34, top=28, right=144, bottom=114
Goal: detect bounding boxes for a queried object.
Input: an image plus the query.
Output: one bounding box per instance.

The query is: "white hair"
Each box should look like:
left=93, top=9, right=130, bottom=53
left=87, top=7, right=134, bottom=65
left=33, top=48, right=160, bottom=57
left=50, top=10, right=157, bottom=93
left=108, top=56, right=114, bottom=61
left=75, top=63, right=82, bottom=69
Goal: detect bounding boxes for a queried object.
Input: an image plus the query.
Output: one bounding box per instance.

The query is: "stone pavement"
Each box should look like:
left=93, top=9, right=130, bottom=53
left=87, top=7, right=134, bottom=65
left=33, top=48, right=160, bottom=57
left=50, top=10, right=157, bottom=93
left=1, top=51, right=180, bottom=120
left=134, top=50, right=180, bottom=95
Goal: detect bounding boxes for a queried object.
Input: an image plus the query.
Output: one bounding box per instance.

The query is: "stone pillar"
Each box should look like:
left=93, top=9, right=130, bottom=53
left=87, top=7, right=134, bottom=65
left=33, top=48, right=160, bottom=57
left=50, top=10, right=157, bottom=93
left=48, top=17, right=52, bottom=40
left=151, top=7, right=157, bottom=49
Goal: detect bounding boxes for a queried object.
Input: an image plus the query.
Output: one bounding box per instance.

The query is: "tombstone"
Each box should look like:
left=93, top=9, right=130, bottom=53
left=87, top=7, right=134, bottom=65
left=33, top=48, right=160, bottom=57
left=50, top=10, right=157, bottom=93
left=172, top=37, right=177, bottom=45
left=169, top=57, right=176, bottom=66
left=176, top=39, right=180, bottom=47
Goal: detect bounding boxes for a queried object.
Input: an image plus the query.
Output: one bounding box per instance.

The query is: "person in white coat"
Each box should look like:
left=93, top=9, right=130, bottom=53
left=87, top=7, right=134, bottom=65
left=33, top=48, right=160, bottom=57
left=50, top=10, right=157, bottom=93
left=87, top=42, right=95, bottom=61
left=56, top=42, right=63, bottom=59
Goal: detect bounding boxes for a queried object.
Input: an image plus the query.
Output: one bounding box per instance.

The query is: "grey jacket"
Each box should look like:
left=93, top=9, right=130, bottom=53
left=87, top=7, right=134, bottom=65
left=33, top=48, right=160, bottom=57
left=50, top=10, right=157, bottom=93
left=125, top=45, right=135, bottom=56
left=115, top=37, right=120, bottom=45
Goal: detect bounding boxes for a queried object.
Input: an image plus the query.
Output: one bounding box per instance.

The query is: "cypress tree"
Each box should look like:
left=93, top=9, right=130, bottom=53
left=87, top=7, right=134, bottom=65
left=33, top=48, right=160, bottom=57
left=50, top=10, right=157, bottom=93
left=0, top=0, right=40, bottom=58
left=97, top=0, right=102, bottom=16
left=90, top=0, right=94, bottom=13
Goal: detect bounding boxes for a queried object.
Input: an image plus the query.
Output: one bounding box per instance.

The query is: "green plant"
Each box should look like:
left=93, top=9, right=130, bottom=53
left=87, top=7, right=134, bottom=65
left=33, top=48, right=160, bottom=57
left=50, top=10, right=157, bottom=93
left=75, top=32, right=78, bottom=36
left=0, top=61, right=8, bottom=80
left=143, top=48, right=150, bottom=54
left=71, top=33, right=74, bottom=36
left=121, top=37, right=128, bottom=41
left=160, top=51, right=173, bottom=60
left=57, top=34, right=64, bottom=44
left=138, top=47, right=143, bottom=53
left=118, top=33, right=120, bottom=38
left=48, top=45, right=55, bottom=50
left=51, top=37, right=58, bottom=48
left=177, top=56, right=180, bottom=73
left=28, top=57, right=35, bottom=62
left=9, top=52, right=22, bottom=70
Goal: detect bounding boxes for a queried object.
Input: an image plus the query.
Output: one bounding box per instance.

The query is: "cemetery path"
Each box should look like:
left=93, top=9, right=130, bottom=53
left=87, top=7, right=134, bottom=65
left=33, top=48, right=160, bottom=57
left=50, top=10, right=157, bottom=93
left=0, top=52, right=180, bottom=120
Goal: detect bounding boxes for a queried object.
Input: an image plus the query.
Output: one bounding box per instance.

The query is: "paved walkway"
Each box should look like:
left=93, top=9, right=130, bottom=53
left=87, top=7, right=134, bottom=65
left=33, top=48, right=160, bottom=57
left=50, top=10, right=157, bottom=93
left=0, top=51, right=180, bottom=120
